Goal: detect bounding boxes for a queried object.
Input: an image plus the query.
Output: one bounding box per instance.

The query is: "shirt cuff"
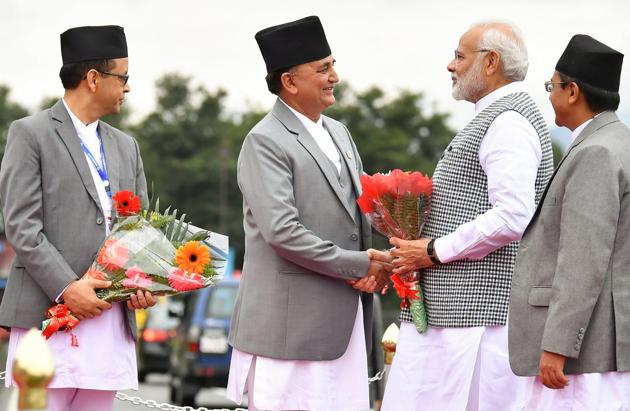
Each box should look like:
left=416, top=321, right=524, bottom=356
left=433, top=237, right=454, bottom=263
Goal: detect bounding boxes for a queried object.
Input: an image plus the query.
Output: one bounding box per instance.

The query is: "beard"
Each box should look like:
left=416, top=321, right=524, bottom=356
left=452, top=56, right=487, bottom=102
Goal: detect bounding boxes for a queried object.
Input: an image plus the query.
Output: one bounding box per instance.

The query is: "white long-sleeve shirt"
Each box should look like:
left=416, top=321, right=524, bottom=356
left=434, top=82, right=543, bottom=263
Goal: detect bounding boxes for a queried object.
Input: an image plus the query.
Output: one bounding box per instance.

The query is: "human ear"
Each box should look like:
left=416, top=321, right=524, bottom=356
left=280, top=72, right=298, bottom=95
left=486, top=51, right=500, bottom=75
left=86, top=69, right=99, bottom=92
left=568, top=82, right=580, bottom=105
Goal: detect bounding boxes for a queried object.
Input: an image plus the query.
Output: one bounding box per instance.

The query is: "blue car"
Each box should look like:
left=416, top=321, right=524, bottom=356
left=168, top=277, right=239, bottom=407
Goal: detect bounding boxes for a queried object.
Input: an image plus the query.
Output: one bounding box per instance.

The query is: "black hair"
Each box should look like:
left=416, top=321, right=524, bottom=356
left=558, top=71, right=620, bottom=113
left=59, top=59, right=115, bottom=90
left=265, top=65, right=294, bottom=95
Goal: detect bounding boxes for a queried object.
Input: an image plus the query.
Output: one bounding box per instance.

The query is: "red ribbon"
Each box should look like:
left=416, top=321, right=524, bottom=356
left=42, top=304, right=80, bottom=340
left=390, top=274, right=420, bottom=309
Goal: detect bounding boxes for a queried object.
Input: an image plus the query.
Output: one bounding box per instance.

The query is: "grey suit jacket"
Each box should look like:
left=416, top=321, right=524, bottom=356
left=509, top=111, right=630, bottom=376
left=228, top=99, right=373, bottom=361
left=0, top=100, right=148, bottom=340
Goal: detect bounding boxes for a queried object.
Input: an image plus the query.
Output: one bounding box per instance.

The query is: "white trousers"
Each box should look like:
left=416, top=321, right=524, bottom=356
left=46, top=388, right=116, bottom=411
left=227, top=298, right=369, bottom=411
left=524, top=372, right=630, bottom=411
left=382, top=323, right=531, bottom=411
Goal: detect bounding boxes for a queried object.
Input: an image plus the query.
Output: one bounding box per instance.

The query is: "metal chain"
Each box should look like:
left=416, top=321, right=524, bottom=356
left=0, top=369, right=384, bottom=410
left=114, top=392, right=247, bottom=411
left=368, top=369, right=386, bottom=384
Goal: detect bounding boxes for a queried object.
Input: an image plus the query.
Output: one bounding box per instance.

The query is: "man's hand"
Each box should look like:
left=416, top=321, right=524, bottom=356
left=62, top=279, right=113, bottom=320
left=539, top=350, right=569, bottom=389
left=127, top=290, right=157, bottom=310
left=348, top=249, right=393, bottom=293
left=390, top=237, right=434, bottom=273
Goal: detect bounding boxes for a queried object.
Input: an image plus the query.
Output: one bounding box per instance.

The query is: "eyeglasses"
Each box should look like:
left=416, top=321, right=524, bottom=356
left=453, top=49, right=492, bottom=65
left=96, top=70, right=129, bottom=86
left=544, top=80, right=567, bottom=92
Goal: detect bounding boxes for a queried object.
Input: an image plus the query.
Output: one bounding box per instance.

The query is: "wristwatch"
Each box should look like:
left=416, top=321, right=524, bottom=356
left=427, top=239, right=441, bottom=264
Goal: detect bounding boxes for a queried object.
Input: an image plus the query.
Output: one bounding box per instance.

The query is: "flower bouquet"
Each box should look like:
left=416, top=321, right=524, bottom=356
left=42, top=190, right=229, bottom=340
left=357, top=169, right=432, bottom=333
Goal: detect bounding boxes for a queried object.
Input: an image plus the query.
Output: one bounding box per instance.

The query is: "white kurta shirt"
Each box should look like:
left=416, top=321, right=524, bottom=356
left=434, top=81, right=543, bottom=262
left=280, top=98, right=342, bottom=174
left=5, top=101, right=138, bottom=390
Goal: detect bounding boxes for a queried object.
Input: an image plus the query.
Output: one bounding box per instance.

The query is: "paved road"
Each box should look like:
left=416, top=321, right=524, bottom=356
left=114, top=373, right=245, bottom=411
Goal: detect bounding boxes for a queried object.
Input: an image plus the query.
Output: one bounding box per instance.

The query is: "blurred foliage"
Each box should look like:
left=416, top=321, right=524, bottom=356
left=0, top=86, right=29, bottom=158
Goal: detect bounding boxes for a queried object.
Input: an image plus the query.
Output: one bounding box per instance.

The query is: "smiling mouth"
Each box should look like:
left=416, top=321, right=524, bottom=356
left=324, top=87, right=334, bottom=92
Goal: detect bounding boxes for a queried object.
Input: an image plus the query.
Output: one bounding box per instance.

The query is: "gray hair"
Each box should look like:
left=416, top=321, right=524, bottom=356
left=475, top=22, right=529, bottom=81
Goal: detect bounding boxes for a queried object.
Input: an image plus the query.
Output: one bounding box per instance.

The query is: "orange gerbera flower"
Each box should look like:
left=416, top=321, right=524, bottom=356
left=175, top=241, right=210, bottom=274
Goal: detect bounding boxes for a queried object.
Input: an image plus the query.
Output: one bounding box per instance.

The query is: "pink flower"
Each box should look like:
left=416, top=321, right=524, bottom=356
left=122, top=266, right=153, bottom=289
left=97, top=239, right=129, bottom=271
left=167, top=268, right=205, bottom=292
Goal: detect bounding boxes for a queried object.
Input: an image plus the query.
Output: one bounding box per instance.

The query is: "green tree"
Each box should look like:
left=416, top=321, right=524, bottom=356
left=0, top=85, right=29, bottom=158
left=326, top=83, right=456, bottom=175
left=132, top=74, right=265, bottom=267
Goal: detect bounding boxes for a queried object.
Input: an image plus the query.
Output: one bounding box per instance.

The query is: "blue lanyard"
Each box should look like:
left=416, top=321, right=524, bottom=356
left=79, top=136, right=111, bottom=198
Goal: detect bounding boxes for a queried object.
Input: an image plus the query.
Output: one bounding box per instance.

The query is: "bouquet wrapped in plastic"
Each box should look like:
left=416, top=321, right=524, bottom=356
left=42, top=190, right=228, bottom=340
left=357, top=169, right=432, bottom=333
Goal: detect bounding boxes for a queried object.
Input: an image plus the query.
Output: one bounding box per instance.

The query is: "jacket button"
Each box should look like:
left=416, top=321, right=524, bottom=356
left=350, top=233, right=358, bottom=241
left=96, top=217, right=103, bottom=225
left=579, top=328, right=585, bottom=333
left=574, top=344, right=580, bottom=351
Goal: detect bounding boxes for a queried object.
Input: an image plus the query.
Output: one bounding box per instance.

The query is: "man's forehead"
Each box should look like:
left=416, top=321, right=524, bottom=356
left=310, top=55, right=335, bottom=66
left=458, top=28, right=482, bottom=50
left=296, top=55, right=334, bottom=70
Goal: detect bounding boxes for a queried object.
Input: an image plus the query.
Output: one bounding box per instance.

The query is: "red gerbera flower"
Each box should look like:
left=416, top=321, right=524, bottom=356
left=122, top=266, right=153, bottom=289
left=97, top=239, right=129, bottom=271
left=167, top=268, right=205, bottom=292
left=391, top=273, right=420, bottom=309
left=113, top=190, right=141, bottom=216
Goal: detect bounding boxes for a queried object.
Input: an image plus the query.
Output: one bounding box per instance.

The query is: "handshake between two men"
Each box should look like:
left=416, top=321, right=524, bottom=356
left=346, top=237, right=438, bottom=293
left=346, top=249, right=394, bottom=293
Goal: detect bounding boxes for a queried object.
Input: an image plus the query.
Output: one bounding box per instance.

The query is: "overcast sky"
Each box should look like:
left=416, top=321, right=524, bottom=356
left=2, top=0, right=629, bottom=138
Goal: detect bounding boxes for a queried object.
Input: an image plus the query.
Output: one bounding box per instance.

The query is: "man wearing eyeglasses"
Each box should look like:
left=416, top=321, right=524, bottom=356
left=509, top=34, right=630, bottom=409
left=382, top=22, right=554, bottom=410
left=0, top=25, right=154, bottom=411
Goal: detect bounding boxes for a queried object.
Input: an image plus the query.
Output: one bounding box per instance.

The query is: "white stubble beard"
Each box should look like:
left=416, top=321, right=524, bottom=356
left=452, top=55, right=488, bottom=102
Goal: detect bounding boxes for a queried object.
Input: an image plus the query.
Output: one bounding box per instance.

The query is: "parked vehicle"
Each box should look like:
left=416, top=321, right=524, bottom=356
left=168, top=277, right=239, bottom=406
left=136, top=296, right=181, bottom=381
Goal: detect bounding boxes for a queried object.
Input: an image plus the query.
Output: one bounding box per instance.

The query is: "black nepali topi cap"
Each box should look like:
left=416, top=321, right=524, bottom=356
left=556, top=34, right=624, bottom=92
left=255, top=16, right=331, bottom=73
left=60, top=25, right=128, bottom=64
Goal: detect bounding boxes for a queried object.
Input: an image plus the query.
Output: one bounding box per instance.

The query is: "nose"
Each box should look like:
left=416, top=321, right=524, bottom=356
left=124, top=82, right=131, bottom=93
left=447, top=59, right=456, bottom=73
left=329, top=65, right=339, bottom=84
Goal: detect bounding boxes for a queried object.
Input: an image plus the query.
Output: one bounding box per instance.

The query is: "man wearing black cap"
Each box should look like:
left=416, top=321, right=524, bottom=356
left=0, top=25, right=153, bottom=410
left=227, top=15, right=391, bottom=411
left=509, top=34, right=630, bottom=408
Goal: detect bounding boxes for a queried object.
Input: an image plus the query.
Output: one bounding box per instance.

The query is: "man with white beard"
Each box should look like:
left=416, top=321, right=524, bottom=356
left=381, top=22, right=554, bottom=410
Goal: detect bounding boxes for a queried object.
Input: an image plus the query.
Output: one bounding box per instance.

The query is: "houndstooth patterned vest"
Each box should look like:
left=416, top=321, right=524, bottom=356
left=400, top=92, right=553, bottom=327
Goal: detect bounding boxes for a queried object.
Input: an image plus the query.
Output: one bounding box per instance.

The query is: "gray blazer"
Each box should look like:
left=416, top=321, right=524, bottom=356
left=0, top=100, right=148, bottom=340
left=509, top=111, right=630, bottom=376
left=228, top=99, right=373, bottom=361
